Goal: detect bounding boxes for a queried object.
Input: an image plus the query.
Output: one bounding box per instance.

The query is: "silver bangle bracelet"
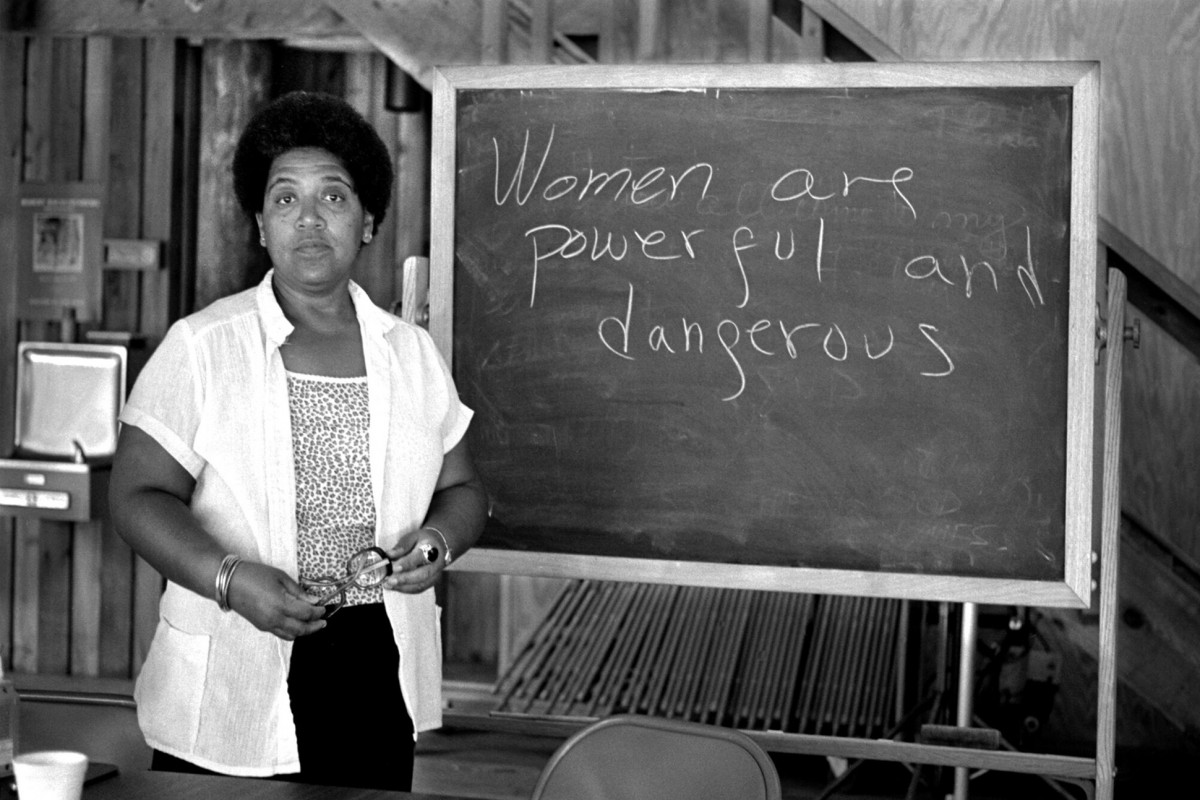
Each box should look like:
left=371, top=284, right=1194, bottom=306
left=421, top=526, right=452, bottom=566
left=215, top=554, right=243, bottom=612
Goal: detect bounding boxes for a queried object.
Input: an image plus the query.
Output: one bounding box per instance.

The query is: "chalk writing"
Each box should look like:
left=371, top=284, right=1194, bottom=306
left=493, top=124, right=1048, bottom=401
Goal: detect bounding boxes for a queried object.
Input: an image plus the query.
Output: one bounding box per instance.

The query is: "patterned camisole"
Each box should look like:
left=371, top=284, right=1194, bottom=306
left=287, top=372, right=383, bottom=606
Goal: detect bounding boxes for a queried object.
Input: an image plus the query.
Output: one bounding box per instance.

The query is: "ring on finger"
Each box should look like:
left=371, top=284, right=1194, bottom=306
left=419, top=542, right=439, bottom=565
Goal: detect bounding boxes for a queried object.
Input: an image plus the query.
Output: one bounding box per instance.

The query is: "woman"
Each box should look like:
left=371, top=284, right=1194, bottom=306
left=109, top=90, right=488, bottom=791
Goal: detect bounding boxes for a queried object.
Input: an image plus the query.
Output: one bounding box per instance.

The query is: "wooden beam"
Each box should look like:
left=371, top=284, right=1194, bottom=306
left=2, top=0, right=357, bottom=39
left=1101, top=217, right=1200, bottom=366
left=796, top=0, right=900, bottom=61
left=326, top=0, right=483, bottom=89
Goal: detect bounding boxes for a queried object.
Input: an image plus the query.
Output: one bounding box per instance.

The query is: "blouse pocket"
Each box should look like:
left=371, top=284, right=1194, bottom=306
left=135, top=617, right=210, bottom=753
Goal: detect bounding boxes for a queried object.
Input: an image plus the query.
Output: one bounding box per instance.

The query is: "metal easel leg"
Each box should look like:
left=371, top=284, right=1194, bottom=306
left=904, top=602, right=953, bottom=800
left=952, top=602, right=978, bottom=800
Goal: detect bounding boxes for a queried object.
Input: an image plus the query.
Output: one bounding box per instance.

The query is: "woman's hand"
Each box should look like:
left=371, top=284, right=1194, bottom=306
left=225, top=561, right=327, bottom=640
left=382, top=529, right=445, bottom=595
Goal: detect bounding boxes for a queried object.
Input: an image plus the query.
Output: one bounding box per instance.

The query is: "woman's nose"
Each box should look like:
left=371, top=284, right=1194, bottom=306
left=296, top=198, right=325, bottom=228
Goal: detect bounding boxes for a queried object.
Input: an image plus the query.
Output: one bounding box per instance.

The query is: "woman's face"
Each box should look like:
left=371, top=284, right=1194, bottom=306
left=255, top=147, right=374, bottom=293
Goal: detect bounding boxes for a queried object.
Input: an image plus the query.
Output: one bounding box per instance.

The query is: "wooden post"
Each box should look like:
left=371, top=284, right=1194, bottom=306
left=480, top=0, right=507, bottom=65
left=400, top=256, right=430, bottom=327
left=194, top=40, right=271, bottom=310
left=139, top=36, right=181, bottom=338
left=1095, top=267, right=1127, bottom=800
left=68, top=36, right=113, bottom=679
left=527, top=0, right=553, bottom=64
left=636, top=0, right=664, bottom=62
left=0, top=35, right=25, bottom=674
left=393, top=98, right=430, bottom=293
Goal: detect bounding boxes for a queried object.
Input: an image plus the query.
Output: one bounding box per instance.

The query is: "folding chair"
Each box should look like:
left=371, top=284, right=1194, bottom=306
left=530, top=714, right=782, bottom=800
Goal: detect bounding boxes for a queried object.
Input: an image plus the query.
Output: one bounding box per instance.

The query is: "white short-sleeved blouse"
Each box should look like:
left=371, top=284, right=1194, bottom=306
left=120, top=270, right=471, bottom=776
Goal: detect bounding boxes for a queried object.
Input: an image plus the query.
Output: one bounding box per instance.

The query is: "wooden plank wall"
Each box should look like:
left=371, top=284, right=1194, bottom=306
left=0, top=34, right=192, bottom=679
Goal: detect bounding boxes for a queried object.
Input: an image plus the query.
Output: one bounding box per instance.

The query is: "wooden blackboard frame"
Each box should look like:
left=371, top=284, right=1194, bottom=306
left=430, top=62, right=1100, bottom=609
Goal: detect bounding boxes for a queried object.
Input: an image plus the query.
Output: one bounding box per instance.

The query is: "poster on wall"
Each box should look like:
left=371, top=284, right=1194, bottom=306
left=16, top=182, right=104, bottom=322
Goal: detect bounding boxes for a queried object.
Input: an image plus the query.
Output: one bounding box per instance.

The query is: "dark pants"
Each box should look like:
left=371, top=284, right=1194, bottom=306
left=153, top=603, right=415, bottom=791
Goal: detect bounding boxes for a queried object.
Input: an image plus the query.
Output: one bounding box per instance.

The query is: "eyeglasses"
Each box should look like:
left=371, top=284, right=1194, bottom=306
left=301, top=546, right=393, bottom=618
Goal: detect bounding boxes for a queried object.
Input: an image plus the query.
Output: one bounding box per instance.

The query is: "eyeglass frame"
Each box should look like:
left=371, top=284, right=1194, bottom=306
left=300, top=545, right=394, bottom=619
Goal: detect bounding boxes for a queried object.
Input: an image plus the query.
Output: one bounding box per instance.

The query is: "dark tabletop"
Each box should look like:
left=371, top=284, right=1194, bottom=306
left=82, top=770, right=474, bottom=800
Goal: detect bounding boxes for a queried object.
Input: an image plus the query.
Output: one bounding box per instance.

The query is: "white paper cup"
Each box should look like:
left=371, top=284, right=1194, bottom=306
left=12, top=750, right=88, bottom=800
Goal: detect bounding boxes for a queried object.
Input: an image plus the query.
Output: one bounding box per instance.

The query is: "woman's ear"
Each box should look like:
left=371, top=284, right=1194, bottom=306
left=362, top=212, right=375, bottom=244
left=255, top=212, right=266, bottom=247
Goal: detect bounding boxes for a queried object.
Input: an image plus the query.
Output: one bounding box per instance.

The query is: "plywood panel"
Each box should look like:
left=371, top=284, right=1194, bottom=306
left=1042, top=525, right=1200, bottom=751
left=1121, top=314, right=1200, bottom=555
left=823, top=0, right=1200, bottom=290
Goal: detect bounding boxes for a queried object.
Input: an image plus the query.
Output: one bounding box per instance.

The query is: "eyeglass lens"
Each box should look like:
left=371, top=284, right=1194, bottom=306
left=347, top=547, right=392, bottom=588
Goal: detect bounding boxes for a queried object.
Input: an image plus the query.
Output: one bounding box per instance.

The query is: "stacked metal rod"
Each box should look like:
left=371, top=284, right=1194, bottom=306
left=492, top=580, right=904, bottom=738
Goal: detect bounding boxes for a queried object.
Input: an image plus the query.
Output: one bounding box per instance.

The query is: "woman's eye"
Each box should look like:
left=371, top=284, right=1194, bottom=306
left=324, top=192, right=345, bottom=203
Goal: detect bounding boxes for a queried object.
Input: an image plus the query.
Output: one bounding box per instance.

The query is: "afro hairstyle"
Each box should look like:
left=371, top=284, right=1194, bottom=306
left=232, top=90, right=394, bottom=233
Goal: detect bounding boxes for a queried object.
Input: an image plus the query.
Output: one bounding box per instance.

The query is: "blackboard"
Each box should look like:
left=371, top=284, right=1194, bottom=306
left=430, top=63, right=1099, bottom=607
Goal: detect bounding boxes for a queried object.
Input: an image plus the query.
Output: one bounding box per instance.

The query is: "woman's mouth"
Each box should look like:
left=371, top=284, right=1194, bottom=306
left=294, top=238, right=331, bottom=253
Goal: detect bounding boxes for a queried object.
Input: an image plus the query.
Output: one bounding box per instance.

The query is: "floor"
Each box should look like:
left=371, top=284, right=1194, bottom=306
left=411, top=726, right=1095, bottom=800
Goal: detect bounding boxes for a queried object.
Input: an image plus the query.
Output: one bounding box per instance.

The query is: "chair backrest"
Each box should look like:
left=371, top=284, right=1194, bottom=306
left=17, top=690, right=151, bottom=774
left=529, top=714, right=782, bottom=800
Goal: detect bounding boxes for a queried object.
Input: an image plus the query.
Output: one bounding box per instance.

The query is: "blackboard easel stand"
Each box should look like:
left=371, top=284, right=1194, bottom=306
left=406, top=250, right=1124, bottom=798
left=410, top=255, right=1124, bottom=800
left=935, top=266, right=1126, bottom=800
